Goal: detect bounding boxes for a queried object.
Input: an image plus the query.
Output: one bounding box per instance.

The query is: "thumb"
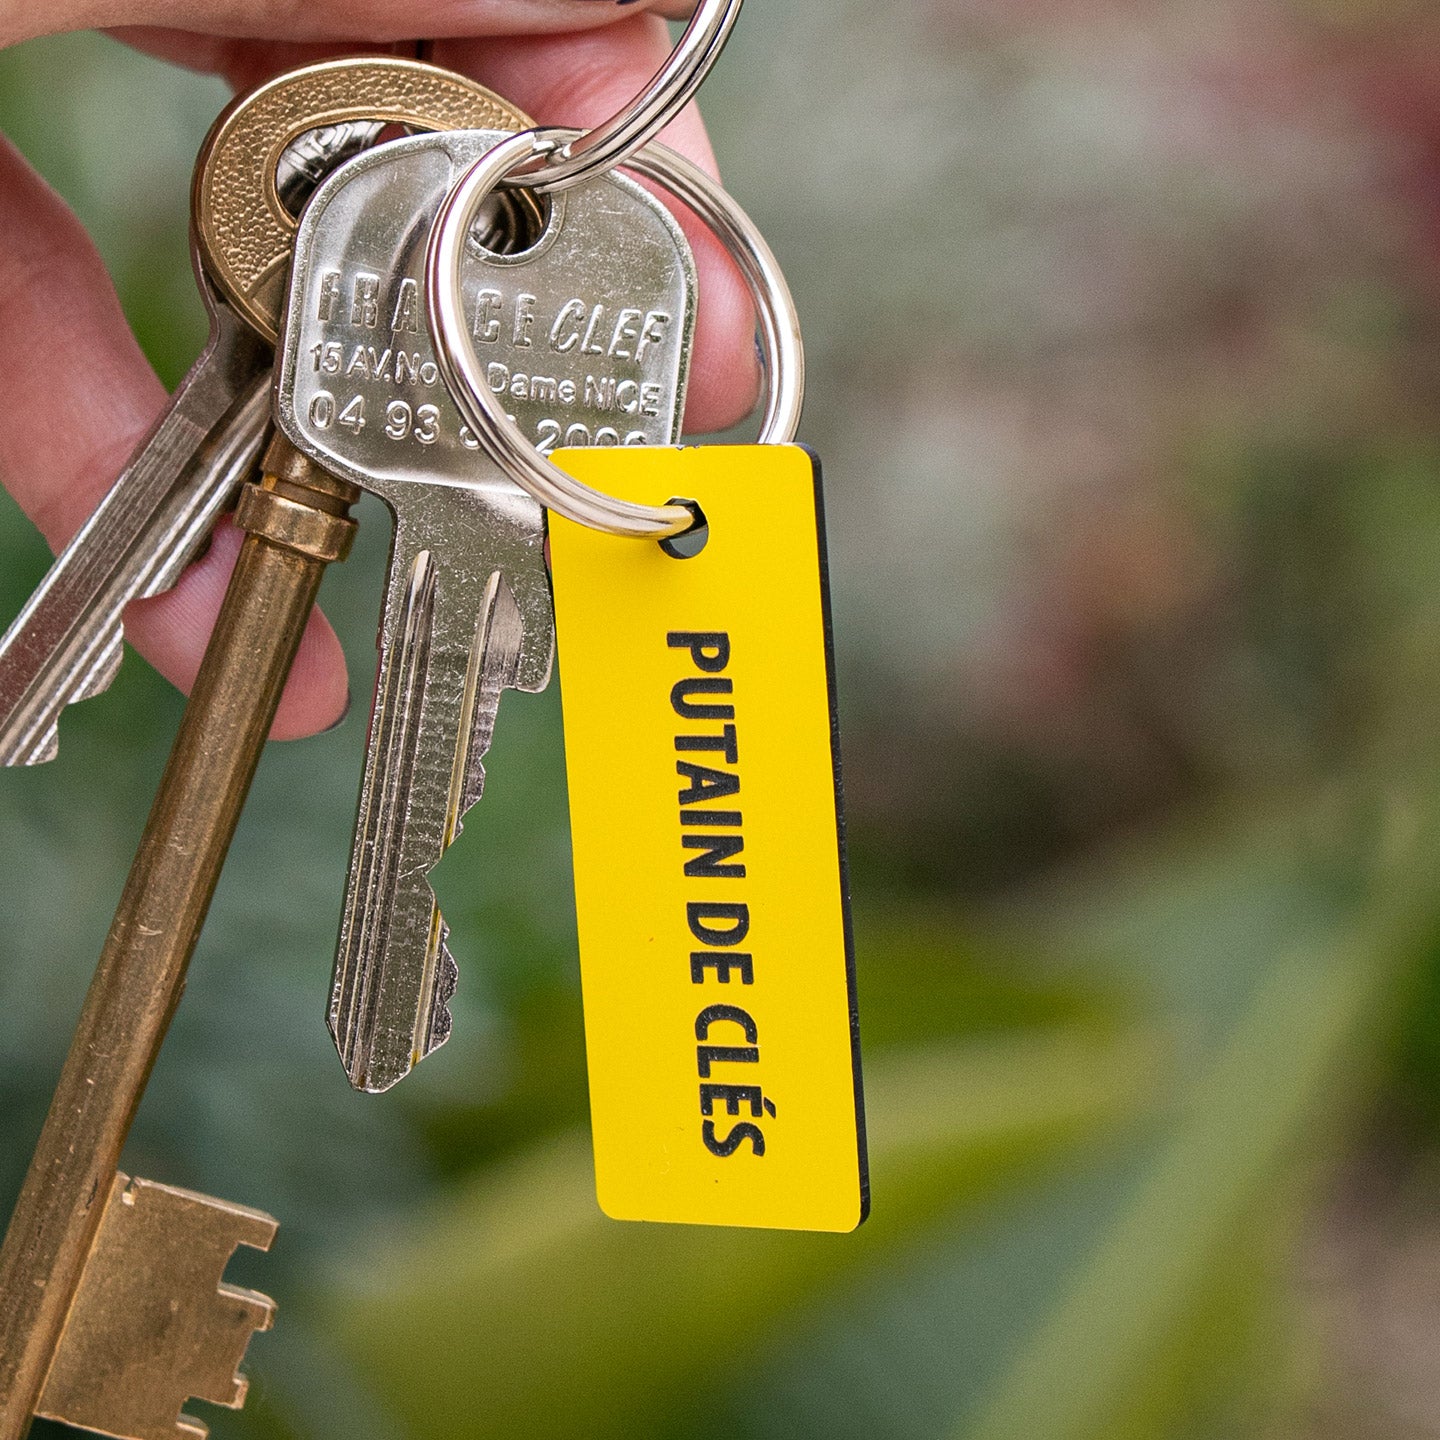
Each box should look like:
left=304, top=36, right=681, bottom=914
left=2, top=0, right=687, bottom=49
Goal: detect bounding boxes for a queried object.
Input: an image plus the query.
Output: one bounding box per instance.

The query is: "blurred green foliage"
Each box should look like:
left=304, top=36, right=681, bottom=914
left=4, top=11, right=1440, bottom=1440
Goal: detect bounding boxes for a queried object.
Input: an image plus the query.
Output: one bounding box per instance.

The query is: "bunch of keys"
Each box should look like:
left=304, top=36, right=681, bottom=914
left=0, top=2, right=866, bottom=1435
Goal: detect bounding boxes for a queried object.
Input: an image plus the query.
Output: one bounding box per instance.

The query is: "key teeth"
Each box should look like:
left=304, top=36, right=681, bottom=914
left=1, top=622, right=125, bottom=765
left=334, top=899, right=456, bottom=1094
left=454, top=754, right=486, bottom=839
left=25, top=726, right=60, bottom=767
left=427, top=935, right=458, bottom=1055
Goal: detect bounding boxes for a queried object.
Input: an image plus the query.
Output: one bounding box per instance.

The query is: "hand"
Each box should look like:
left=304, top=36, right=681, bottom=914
left=0, top=1, right=757, bottom=739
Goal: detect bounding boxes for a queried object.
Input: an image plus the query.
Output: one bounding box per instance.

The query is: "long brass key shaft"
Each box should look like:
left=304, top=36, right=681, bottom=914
left=0, top=436, right=358, bottom=1440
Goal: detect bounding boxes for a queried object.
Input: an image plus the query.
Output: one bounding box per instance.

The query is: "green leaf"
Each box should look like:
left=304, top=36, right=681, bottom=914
left=319, top=1028, right=1153, bottom=1440
left=961, top=783, right=1440, bottom=1440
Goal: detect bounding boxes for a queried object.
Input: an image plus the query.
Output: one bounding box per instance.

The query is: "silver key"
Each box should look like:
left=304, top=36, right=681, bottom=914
left=275, top=130, right=696, bottom=1091
left=0, top=113, right=426, bottom=769
left=0, top=271, right=270, bottom=766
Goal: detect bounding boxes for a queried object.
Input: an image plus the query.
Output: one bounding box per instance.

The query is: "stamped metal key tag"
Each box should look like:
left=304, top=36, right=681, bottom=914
left=430, top=135, right=867, bottom=1233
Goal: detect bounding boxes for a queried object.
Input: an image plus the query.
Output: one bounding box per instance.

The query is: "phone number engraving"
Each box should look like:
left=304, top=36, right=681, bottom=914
left=304, top=389, right=651, bottom=455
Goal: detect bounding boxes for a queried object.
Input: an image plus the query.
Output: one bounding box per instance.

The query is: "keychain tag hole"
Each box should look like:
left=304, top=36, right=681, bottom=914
left=658, top=498, right=709, bottom=558
left=274, top=121, right=411, bottom=219
left=467, top=187, right=554, bottom=261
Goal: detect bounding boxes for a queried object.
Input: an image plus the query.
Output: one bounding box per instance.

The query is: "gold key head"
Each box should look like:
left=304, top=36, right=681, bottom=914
left=192, top=57, right=532, bottom=345
left=36, top=1174, right=278, bottom=1440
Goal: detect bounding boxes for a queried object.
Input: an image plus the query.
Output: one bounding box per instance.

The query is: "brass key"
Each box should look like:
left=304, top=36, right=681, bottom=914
left=0, top=57, right=529, bottom=1440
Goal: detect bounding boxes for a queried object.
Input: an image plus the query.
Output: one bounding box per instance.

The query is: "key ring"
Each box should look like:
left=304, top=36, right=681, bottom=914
left=428, top=129, right=803, bottom=538
left=506, top=0, right=743, bottom=194
left=426, top=126, right=804, bottom=539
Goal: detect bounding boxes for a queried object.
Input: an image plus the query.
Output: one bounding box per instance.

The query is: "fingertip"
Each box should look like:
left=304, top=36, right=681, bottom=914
left=0, top=137, right=166, bottom=547
left=681, top=220, right=761, bottom=434
left=123, top=520, right=351, bottom=742
left=271, top=607, right=350, bottom=741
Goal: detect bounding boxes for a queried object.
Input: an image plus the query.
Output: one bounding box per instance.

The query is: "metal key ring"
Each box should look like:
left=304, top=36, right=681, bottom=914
left=506, top=0, right=742, bottom=194
left=426, top=126, right=804, bottom=539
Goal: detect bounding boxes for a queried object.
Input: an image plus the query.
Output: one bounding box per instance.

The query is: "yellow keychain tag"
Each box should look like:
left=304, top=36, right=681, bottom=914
left=548, top=445, right=867, bottom=1233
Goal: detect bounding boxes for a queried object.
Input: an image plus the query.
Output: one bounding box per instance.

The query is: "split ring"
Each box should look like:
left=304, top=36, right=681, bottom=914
left=426, top=126, right=804, bottom=538
left=508, top=0, right=743, bottom=194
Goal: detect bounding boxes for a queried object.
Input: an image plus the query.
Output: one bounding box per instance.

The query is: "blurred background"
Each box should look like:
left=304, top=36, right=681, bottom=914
left=3, top=3, right=1440, bottom=1436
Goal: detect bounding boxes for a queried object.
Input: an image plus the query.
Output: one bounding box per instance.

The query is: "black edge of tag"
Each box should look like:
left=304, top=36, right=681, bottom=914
left=801, top=444, right=870, bottom=1227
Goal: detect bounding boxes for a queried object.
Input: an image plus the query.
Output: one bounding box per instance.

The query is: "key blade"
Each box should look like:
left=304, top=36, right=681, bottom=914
left=0, top=289, right=269, bottom=765
left=330, top=541, right=439, bottom=1091
left=330, top=526, right=545, bottom=1093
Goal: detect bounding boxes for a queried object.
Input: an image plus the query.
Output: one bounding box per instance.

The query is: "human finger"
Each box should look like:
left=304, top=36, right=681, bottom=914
left=7, top=0, right=685, bottom=50
left=0, top=136, right=347, bottom=739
